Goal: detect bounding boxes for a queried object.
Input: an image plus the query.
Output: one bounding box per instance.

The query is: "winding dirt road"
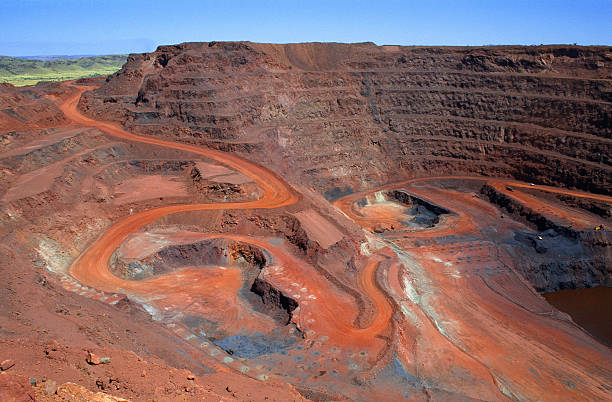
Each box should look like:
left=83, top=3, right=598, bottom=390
left=62, top=85, right=394, bottom=346
left=334, top=175, right=612, bottom=233
left=61, top=85, right=298, bottom=287
left=334, top=175, right=612, bottom=401
left=54, top=84, right=611, bottom=400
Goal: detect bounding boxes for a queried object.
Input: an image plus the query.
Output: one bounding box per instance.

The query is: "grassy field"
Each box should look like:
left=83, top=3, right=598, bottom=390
left=0, top=55, right=127, bottom=86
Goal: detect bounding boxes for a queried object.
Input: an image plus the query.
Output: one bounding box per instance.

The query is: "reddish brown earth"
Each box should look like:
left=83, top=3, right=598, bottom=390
left=0, top=42, right=611, bottom=400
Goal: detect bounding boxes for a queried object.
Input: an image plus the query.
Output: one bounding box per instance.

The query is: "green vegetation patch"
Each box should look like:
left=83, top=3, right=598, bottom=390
left=0, top=55, right=127, bottom=86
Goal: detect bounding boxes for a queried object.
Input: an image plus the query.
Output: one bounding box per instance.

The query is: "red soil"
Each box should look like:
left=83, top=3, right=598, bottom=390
left=0, top=43, right=610, bottom=400
left=60, top=83, right=611, bottom=400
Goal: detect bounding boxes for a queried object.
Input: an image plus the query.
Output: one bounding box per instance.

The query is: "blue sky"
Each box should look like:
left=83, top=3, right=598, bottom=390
left=1, top=0, right=610, bottom=56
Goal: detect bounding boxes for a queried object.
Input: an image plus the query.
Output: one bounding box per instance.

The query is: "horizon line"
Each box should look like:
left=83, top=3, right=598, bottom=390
left=2, top=40, right=611, bottom=58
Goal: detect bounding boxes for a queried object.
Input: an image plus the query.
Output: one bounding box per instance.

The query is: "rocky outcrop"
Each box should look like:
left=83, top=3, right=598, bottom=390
left=250, top=277, right=298, bottom=325
left=111, top=238, right=266, bottom=280
left=80, top=42, right=611, bottom=195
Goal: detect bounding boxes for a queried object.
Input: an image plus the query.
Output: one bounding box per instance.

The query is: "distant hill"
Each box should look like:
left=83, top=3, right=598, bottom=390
left=0, top=54, right=127, bottom=86
left=17, top=55, right=100, bottom=61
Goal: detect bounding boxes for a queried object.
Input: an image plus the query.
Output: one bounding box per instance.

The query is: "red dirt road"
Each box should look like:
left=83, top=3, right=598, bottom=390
left=62, top=84, right=395, bottom=373
left=335, top=177, right=612, bottom=400
left=57, top=84, right=611, bottom=400
left=334, top=175, right=611, bottom=233
left=61, top=85, right=298, bottom=288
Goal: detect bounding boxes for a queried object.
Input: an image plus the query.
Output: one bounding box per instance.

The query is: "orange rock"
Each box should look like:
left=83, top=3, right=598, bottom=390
left=56, top=382, right=129, bottom=401
left=86, top=351, right=110, bottom=365
left=0, top=359, right=15, bottom=371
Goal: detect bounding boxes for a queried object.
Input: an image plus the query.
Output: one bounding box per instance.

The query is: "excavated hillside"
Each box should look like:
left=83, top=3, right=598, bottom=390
left=80, top=42, right=612, bottom=196
left=0, top=43, right=611, bottom=401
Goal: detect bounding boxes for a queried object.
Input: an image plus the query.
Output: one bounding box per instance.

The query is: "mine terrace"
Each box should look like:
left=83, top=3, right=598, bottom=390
left=0, top=42, right=610, bottom=400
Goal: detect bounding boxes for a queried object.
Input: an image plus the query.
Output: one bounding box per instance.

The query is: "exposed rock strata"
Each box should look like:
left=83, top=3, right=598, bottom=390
left=80, top=42, right=612, bottom=195
left=1, top=43, right=611, bottom=400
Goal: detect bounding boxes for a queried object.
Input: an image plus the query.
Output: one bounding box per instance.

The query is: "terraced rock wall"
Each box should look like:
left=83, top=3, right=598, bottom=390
left=79, top=42, right=612, bottom=196
left=1, top=47, right=611, bottom=400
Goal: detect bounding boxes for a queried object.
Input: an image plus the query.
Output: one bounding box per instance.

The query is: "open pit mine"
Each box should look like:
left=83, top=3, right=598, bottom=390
left=0, top=42, right=611, bottom=400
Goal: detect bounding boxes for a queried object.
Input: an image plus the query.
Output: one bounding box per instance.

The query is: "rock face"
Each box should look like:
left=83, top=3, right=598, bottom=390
left=482, top=183, right=611, bottom=291
left=80, top=42, right=611, bottom=195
